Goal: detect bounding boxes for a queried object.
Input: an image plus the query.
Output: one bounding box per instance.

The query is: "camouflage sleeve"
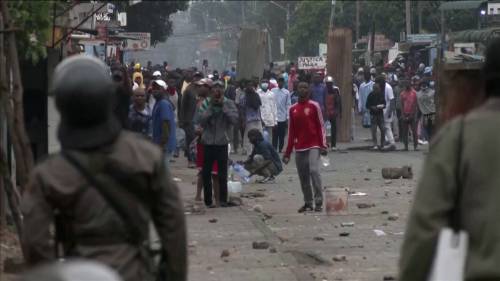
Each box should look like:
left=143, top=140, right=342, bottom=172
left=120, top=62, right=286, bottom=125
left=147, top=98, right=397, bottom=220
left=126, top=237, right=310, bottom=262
left=21, top=171, right=56, bottom=265
left=151, top=159, right=187, bottom=281
left=399, top=118, right=463, bottom=281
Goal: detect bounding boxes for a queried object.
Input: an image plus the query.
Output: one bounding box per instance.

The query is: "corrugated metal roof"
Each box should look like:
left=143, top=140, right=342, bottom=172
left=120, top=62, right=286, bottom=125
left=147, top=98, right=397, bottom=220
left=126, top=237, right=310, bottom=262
left=451, top=28, right=500, bottom=43
left=439, top=0, right=485, bottom=11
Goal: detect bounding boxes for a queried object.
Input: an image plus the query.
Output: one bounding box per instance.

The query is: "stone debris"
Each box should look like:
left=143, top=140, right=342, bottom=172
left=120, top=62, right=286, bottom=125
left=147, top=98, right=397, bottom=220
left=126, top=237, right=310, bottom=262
left=356, top=203, right=375, bottom=209
left=252, top=204, right=263, bottom=213
left=388, top=214, right=399, bottom=221
left=364, top=177, right=371, bottom=181
left=373, top=229, right=387, bottom=236
left=269, top=247, right=277, bottom=253
left=252, top=241, right=270, bottom=249
left=339, top=232, right=350, bottom=237
left=383, top=275, right=396, bottom=280
left=277, top=235, right=289, bottom=243
left=367, top=168, right=373, bottom=172
left=241, top=192, right=266, bottom=199
left=332, top=255, right=347, bottom=262
left=208, top=218, right=218, bottom=223
left=384, top=180, right=393, bottom=185
left=381, top=166, right=413, bottom=179
left=313, top=236, right=325, bottom=241
left=220, top=249, right=230, bottom=258
left=341, top=222, right=355, bottom=227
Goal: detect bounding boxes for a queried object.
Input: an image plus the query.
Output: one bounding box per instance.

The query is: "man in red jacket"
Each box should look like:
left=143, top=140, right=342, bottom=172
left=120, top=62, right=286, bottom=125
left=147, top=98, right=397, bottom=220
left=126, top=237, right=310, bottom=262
left=283, top=81, right=328, bottom=213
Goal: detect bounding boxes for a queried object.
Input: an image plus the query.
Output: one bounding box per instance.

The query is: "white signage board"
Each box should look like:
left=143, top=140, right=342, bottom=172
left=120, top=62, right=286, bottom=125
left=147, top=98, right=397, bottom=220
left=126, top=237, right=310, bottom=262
left=121, top=32, right=151, bottom=51
left=298, top=56, right=326, bottom=70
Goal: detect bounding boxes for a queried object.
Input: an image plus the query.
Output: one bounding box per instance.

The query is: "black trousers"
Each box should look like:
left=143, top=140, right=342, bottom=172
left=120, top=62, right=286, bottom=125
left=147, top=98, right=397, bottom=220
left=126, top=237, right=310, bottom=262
left=202, top=145, right=228, bottom=206
left=401, top=116, right=418, bottom=150
left=272, top=121, right=288, bottom=152
left=370, top=114, right=385, bottom=148
left=329, top=117, right=337, bottom=148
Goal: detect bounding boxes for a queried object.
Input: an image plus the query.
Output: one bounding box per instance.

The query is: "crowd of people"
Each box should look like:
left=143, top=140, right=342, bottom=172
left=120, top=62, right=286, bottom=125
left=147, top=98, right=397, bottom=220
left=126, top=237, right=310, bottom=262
left=18, top=36, right=500, bottom=281
left=355, top=57, right=436, bottom=151
left=119, top=60, right=334, bottom=211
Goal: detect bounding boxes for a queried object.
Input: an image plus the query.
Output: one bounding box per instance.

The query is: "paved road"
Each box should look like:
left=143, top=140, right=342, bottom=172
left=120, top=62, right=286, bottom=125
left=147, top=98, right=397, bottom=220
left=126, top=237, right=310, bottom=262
left=173, top=137, right=426, bottom=281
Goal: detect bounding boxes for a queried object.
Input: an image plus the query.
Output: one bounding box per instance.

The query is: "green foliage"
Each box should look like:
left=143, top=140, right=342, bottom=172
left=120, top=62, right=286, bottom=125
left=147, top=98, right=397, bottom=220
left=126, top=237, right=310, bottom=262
left=286, top=0, right=483, bottom=59
left=286, top=0, right=330, bottom=58
left=124, top=1, right=189, bottom=46
left=8, top=1, right=54, bottom=64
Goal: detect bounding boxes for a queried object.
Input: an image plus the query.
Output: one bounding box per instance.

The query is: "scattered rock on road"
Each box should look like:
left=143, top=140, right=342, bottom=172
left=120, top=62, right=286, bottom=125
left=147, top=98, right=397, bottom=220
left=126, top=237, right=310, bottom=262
left=339, top=232, right=350, bottom=237
left=332, top=255, right=347, bottom=262
left=209, top=218, right=218, bottom=223
left=252, top=204, right=263, bottom=213
left=357, top=203, right=375, bottom=209
left=388, top=214, right=399, bottom=221
left=269, top=247, right=277, bottom=253
left=313, top=236, right=325, bottom=241
left=252, top=241, right=270, bottom=249
left=341, top=222, right=355, bottom=227
left=220, top=249, right=230, bottom=258
left=384, top=180, right=393, bottom=185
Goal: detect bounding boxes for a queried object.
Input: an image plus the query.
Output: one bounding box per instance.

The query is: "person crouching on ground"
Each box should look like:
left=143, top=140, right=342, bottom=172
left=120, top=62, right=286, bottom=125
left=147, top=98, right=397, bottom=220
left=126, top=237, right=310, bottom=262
left=282, top=80, right=328, bottom=213
left=244, top=129, right=283, bottom=183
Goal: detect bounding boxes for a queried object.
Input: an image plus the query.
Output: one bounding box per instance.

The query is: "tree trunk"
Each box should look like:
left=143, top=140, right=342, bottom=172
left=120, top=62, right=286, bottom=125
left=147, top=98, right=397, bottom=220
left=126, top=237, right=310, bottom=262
left=0, top=0, right=34, bottom=192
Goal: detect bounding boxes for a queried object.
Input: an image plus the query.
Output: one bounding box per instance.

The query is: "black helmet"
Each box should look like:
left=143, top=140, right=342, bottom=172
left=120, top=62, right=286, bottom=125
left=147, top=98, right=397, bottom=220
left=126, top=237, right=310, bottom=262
left=51, top=55, right=120, bottom=149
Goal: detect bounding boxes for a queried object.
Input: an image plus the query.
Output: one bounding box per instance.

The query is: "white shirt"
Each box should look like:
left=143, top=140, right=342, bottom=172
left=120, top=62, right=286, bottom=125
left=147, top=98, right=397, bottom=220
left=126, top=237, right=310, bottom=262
left=383, top=83, right=394, bottom=122
left=257, top=89, right=278, bottom=127
left=271, top=87, right=291, bottom=122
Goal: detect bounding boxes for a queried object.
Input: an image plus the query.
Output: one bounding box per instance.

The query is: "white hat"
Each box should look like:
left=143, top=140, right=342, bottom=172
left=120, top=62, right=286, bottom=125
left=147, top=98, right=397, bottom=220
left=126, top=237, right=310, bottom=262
left=325, top=76, right=334, bottom=83
left=357, top=67, right=364, bottom=73
left=153, top=79, right=167, bottom=90
left=153, top=70, right=161, bottom=77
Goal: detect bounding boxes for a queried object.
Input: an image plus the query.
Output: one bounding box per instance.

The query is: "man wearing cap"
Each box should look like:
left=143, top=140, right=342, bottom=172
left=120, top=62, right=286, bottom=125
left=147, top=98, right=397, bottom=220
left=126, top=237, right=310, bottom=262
left=180, top=71, right=203, bottom=168
left=152, top=79, right=177, bottom=164
left=196, top=80, right=238, bottom=207
left=21, top=55, right=187, bottom=281
left=152, top=70, right=162, bottom=80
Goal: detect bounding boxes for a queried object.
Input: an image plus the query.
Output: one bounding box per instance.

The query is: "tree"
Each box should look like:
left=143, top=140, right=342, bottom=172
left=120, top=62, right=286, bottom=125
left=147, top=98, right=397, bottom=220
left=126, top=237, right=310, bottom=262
left=124, top=1, right=189, bottom=46
left=286, top=0, right=483, bottom=60
left=7, top=1, right=54, bottom=63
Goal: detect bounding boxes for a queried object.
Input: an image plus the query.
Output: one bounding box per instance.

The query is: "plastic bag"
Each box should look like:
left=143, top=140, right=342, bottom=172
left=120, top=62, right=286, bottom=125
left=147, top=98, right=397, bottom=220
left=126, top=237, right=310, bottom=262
left=231, top=163, right=250, bottom=183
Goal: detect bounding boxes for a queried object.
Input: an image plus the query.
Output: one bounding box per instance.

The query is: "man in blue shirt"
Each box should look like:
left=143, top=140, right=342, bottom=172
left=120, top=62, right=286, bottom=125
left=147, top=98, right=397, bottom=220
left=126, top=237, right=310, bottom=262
left=152, top=80, right=176, bottom=166
left=310, top=72, right=327, bottom=119
left=271, top=76, right=291, bottom=152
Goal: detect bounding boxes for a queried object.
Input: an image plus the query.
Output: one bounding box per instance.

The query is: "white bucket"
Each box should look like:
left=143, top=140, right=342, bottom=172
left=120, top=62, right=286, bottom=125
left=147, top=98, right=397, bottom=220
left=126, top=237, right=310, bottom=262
left=228, top=181, right=242, bottom=194
left=325, top=188, right=348, bottom=216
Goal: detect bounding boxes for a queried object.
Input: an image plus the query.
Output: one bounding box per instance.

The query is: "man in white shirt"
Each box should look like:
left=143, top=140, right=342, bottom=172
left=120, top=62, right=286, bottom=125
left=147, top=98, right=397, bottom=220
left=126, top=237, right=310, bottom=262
left=257, top=78, right=278, bottom=142
left=271, top=76, right=291, bottom=153
left=376, top=76, right=396, bottom=150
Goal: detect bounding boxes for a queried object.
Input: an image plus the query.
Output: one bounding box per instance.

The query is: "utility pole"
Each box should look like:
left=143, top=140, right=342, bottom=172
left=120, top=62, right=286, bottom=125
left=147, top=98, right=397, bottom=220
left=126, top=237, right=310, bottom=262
left=241, top=1, right=246, bottom=26
left=405, top=0, right=411, bottom=38
left=329, top=0, right=336, bottom=29
left=418, top=1, right=423, bottom=33
left=355, top=0, right=360, bottom=41
left=286, top=3, right=290, bottom=33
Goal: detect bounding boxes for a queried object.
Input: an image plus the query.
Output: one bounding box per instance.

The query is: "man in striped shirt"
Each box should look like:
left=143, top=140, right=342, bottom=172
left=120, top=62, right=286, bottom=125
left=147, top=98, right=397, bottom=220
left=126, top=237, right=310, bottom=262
left=283, top=81, right=328, bottom=213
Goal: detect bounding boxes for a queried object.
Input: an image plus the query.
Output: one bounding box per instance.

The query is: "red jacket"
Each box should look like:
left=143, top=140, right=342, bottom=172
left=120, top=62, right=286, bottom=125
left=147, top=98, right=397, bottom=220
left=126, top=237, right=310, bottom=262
left=285, top=99, right=327, bottom=158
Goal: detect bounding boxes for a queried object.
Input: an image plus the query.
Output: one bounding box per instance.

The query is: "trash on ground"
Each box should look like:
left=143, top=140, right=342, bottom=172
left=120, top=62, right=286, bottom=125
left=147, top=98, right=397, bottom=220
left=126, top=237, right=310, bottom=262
left=341, top=222, right=355, bottom=227
left=373, top=229, right=387, bottom=236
